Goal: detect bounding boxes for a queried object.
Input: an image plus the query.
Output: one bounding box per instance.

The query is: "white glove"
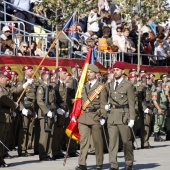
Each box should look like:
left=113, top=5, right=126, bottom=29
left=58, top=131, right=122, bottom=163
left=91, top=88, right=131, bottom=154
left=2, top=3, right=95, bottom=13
left=100, top=118, right=105, bottom=125
left=54, top=115, right=57, bottom=122
left=22, top=108, right=28, bottom=116
left=144, top=108, right=149, bottom=114
left=65, top=112, right=69, bottom=118
left=128, top=120, right=134, bottom=128
left=13, top=112, right=17, bottom=117
left=57, top=108, right=65, bottom=115
left=27, top=79, right=33, bottom=84
left=105, top=104, right=110, bottom=111
left=23, top=79, right=33, bottom=88
left=35, top=112, right=38, bottom=119
left=71, top=116, right=76, bottom=122
left=47, top=111, right=53, bottom=118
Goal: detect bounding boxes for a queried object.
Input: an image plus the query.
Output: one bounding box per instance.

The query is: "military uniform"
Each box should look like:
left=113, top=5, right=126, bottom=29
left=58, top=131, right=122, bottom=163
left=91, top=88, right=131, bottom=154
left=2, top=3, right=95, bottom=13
left=37, top=80, right=56, bottom=160
left=152, top=86, right=167, bottom=141
left=77, top=80, right=107, bottom=168
left=17, top=75, right=36, bottom=156
left=106, top=78, right=135, bottom=170
left=0, top=71, right=17, bottom=167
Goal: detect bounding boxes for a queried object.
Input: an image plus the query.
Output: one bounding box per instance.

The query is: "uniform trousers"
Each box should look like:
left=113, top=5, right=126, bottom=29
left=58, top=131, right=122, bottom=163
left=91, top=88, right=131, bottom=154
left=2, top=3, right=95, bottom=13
left=18, top=110, right=34, bottom=154
left=107, top=124, right=134, bottom=169
left=78, top=123, right=103, bottom=166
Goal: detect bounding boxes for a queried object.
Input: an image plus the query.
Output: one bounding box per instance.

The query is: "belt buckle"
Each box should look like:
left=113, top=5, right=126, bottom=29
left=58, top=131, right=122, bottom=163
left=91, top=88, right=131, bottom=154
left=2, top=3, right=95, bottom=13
left=24, top=97, right=27, bottom=101
left=112, top=105, right=115, bottom=109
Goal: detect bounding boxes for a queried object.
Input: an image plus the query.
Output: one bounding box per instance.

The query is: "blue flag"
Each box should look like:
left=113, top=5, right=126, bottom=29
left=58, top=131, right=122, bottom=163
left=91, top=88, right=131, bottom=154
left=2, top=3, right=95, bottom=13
left=90, top=47, right=96, bottom=64
left=62, top=12, right=80, bottom=49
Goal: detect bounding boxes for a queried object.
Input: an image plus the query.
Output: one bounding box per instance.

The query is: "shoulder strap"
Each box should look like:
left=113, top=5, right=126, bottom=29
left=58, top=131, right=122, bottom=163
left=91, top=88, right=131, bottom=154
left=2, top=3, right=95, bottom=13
left=81, top=84, right=104, bottom=113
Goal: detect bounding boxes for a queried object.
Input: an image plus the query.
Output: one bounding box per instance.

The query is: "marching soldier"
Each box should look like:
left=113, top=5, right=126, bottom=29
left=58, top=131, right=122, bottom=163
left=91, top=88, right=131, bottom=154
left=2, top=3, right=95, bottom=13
left=36, top=71, right=56, bottom=161
left=152, top=79, right=167, bottom=142
left=73, top=64, right=107, bottom=170
left=17, top=65, right=35, bottom=156
left=52, top=67, right=72, bottom=159
left=141, top=75, right=155, bottom=149
left=0, top=70, right=18, bottom=167
left=106, top=61, right=135, bottom=170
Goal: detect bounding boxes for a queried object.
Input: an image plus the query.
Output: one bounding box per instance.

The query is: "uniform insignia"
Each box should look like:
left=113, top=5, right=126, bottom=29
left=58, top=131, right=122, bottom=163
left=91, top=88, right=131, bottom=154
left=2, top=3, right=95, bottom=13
left=38, top=89, right=42, bottom=93
left=5, top=66, right=8, bottom=69
left=59, top=68, right=62, bottom=71
left=25, top=66, right=28, bottom=70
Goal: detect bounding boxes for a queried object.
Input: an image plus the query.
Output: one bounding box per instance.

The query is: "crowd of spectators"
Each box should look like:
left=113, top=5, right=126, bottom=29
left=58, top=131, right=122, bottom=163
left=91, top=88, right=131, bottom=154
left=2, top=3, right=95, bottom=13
left=0, top=0, right=170, bottom=66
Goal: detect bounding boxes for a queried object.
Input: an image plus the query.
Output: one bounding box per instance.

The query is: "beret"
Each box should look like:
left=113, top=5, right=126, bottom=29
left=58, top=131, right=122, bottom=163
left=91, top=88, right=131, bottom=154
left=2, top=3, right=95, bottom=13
left=129, top=68, right=136, bottom=73
left=128, top=73, right=138, bottom=78
left=22, top=65, right=33, bottom=71
left=146, top=75, right=151, bottom=79
left=160, top=74, right=167, bottom=79
left=112, top=61, right=125, bottom=70
left=1, top=70, right=11, bottom=79
left=41, top=71, right=49, bottom=76
left=88, top=64, right=99, bottom=73
left=11, top=71, right=18, bottom=76
left=39, top=66, right=49, bottom=71
left=56, top=67, right=67, bottom=72
left=49, top=69, right=56, bottom=75
left=0, top=66, right=11, bottom=71
left=67, top=72, right=72, bottom=76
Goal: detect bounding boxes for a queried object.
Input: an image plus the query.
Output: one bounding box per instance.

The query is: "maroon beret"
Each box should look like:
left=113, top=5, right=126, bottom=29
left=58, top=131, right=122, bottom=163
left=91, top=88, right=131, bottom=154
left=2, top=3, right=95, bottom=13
left=39, top=66, right=49, bottom=71
left=0, top=66, right=11, bottom=71
left=2, top=70, right=11, bottom=79
left=112, top=61, right=125, bottom=70
left=49, top=69, right=56, bottom=75
left=11, top=71, right=18, bottom=76
left=56, top=67, right=67, bottom=72
left=128, top=73, right=138, bottom=79
left=41, top=71, right=49, bottom=76
left=22, top=66, right=33, bottom=71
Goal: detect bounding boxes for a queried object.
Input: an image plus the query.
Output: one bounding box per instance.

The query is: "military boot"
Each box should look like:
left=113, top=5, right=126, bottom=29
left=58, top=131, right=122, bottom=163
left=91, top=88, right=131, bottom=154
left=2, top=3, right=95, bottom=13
left=125, top=165, right=133, bottom=170
left=154, top=133, right=162, bottom=142
left=166, top=130, right=170, bottom=141
left=75, top=165, right=87, bottom=170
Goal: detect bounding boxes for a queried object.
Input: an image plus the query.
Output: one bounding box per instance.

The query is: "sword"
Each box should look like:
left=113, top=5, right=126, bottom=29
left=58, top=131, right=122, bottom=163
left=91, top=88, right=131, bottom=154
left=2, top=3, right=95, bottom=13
left=131, top=127, right=139, bottom=150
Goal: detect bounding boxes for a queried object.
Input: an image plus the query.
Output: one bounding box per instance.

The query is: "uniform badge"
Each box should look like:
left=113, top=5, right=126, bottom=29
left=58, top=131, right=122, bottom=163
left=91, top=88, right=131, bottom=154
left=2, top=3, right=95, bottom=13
left=59, top=68, right=62, bottom=71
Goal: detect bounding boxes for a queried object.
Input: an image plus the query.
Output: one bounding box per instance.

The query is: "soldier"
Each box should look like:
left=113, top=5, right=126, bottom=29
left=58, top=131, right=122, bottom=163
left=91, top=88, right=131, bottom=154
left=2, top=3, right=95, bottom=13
left=36, top=71, right=56, bottom=161
left=0, top=70, right=18, bottom=167
left=73, top=64, right=107, bottom=170
left=152, top=79, right=167, bottom=142
left=106, top=61, right=135, bottom=170
left=141, top=75, right=155, bottom=149
left=17, top=65, right=35, bottom=156
left=52, top=67, right=72, bottom=159
left=128, top=68, right=137, bottom=74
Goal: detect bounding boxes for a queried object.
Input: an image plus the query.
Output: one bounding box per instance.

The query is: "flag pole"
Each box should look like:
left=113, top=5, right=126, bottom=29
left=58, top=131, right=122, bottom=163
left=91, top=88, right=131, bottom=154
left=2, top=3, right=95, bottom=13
left=17, top=31, right=62, bottom=103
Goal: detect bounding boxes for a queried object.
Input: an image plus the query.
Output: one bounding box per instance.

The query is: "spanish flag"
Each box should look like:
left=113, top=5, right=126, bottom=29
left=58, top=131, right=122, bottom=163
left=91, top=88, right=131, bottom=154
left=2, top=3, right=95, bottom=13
left=65, top=47, right=92, bottom=141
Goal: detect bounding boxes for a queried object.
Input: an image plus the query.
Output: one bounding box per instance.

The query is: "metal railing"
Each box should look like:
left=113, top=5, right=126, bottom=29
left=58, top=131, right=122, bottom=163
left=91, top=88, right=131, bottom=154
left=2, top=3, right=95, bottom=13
left=1, top=0, right=54, bottom=34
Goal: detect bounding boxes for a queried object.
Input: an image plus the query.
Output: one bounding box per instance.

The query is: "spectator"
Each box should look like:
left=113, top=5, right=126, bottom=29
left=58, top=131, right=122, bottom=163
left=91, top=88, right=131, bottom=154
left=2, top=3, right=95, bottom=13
left=34, top=39, right=46, bottom=57
left=14, top=33, right=23, bottom=48
left=154, top=40, right=169, bottom=66
left=13, top=0, right=34, bottom=33
left=87, top=6, right=100, bottom=35
left=29, top=40, right=37, bottom=56
left=4, top=39, right=15, bottom=55
left=17, top=41, right=29, bottom=56
left=0, top=26, right=11, bottom=40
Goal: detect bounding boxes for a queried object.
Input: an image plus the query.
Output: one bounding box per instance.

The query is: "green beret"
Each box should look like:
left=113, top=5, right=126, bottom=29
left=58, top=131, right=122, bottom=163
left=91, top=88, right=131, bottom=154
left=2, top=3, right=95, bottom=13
left=88, top=64, right=99, bottom=73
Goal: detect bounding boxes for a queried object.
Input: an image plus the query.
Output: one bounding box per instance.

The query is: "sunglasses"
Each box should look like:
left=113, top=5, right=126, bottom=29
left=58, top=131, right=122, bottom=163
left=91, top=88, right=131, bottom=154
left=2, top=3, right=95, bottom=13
left=117, top=30, right=122, bottom=32
left=23, top=46, right=28, bottom=48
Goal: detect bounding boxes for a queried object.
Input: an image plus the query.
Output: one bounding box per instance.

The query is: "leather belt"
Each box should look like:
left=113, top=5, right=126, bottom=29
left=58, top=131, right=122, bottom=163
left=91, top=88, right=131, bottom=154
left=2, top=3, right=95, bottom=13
left=85, top=108, right=98, bottom=112
left=24, top=97, right=34, bottom=102
left=112, top=104, right=129, bottom=109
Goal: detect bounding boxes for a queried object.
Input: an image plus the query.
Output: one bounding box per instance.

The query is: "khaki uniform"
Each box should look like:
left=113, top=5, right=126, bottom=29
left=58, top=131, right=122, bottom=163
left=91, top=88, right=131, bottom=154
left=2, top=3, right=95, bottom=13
left=106, top=79, right=136, bottom=169
left=52, top=81, right=72, bottom=157
left=36, top=81, right=56, bottom=159
left=78, top=80, right=107, bottom=166
left=17, top=79, right=36, bottom=155
left=0, top=83, right=17, bottom=164
left=141, top=84, right=154, bottom=147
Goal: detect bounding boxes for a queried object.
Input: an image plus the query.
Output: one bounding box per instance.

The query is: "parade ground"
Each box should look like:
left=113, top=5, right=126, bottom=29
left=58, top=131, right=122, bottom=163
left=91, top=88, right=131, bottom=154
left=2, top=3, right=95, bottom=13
left=3, top=135, right=170, bottom=170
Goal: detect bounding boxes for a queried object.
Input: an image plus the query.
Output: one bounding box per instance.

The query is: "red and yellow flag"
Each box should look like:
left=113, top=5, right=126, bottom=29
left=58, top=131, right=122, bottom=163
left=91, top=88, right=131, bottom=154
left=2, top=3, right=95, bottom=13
left=65, top=47, right=92, bottom=141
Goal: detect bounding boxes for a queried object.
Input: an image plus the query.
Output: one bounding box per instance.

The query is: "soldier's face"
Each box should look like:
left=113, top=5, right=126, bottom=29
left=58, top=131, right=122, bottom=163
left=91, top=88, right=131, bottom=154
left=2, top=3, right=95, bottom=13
left=87, top=70, right=96, bottom=81
left=0, top=76, right=9, bottom=86
left=113, top=68, right=124, bottom=79
left=25, top=69, right=33, bottom=78
left=59, top=71, right=67, bottom=81
left=78, top=68, right=82, bottom=78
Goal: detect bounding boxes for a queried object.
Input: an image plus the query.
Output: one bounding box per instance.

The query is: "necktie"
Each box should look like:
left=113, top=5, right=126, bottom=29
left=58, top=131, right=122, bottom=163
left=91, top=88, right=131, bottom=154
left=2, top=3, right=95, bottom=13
left=115, top=81, right=119, bottom=90
left=89, top=83, right=92, bottom=89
